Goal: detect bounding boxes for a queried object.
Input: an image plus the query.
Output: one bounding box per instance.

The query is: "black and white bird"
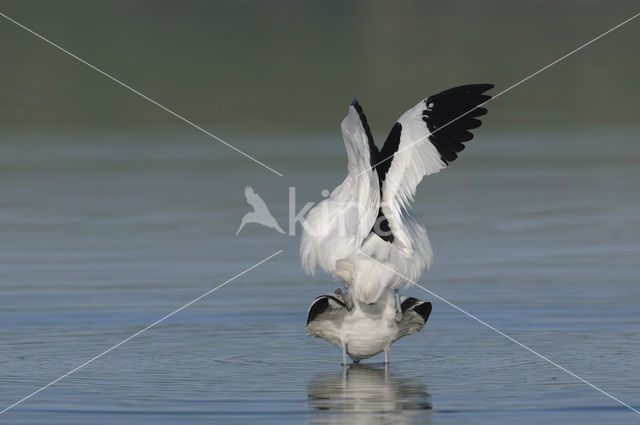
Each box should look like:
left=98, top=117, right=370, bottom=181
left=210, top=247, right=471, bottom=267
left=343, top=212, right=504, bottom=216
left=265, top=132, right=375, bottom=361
left=307, top=289, right=432, bottom=365
left=302, top=84, right=493, bottom=364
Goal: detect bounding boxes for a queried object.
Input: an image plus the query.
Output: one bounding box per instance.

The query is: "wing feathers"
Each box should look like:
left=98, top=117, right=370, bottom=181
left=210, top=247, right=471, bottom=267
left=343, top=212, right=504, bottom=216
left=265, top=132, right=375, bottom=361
left=351, top=99, right=379, bottom=169
left=300, top=102, right=381, bottom=275
left=379, top=84, right=493, bottom=251
left=301, top=86, right=492, bottom=300
left=375, top=122, right=402, bottom=182
left=424, top=84, right=493, bottom=165
left=307, top=294, right=346, bottom=325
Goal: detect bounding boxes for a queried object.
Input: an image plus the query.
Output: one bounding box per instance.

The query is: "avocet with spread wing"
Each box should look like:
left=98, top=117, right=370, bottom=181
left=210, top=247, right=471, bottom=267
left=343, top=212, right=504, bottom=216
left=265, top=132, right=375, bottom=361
left=301, top=84, right=493, bottom=364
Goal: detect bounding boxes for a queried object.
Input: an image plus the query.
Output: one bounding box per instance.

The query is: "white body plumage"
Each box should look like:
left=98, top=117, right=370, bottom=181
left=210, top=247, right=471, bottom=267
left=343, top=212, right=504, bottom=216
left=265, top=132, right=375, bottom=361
left=302, top=84, right=493, bottom=363
left=306, top=290, right=431, bottom=363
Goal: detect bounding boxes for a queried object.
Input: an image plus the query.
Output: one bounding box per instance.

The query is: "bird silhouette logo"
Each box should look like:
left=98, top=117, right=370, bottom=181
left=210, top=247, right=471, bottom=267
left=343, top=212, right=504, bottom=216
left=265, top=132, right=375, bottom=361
left=236, top=186, right=286, bottom=236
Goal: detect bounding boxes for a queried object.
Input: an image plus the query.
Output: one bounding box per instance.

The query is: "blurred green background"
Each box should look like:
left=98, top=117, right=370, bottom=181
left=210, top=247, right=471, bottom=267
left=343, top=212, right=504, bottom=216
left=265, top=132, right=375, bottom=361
left=1, top=0, right=639, bottom=136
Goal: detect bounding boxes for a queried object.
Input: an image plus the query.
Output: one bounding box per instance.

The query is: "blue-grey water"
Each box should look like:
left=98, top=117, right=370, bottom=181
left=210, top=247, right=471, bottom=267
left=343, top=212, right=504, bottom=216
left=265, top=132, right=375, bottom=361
left=1, top=129, right=639, bottom=424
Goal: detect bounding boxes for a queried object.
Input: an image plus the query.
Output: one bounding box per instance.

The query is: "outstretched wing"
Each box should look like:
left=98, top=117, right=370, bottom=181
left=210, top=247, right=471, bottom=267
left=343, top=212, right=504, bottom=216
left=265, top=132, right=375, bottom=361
left=300, top=100, right=381, bottom=275
left=379, top=84, right=493, bottom=251
left=306, top=293, right=347, bottom=325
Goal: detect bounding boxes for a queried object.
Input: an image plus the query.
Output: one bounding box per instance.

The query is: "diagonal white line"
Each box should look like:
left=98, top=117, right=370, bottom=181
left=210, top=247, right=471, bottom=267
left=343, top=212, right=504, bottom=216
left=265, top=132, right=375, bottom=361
left=357, top=250, right=640, bottom=415
left=362, top=10, right=640, bottom=176
left=0, top=11, right=283, bottom=177
left=0, top=249, right=283, bottom=415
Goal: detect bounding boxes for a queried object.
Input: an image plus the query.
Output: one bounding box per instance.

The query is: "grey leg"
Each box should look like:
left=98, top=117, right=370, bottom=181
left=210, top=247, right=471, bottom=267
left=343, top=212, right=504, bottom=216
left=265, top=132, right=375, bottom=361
left=342, top=342, right=348, bottom=366
left=345, top=288, right=354, bottom=310
left=384, top=346, right=390, bottom=364
left=394, top=289, right=402, bottom=322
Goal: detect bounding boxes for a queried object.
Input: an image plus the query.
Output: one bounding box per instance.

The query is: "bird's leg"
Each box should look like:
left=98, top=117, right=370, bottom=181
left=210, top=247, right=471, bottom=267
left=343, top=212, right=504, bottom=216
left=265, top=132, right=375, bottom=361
left=345, top=287, right=354, bottom=311
left=384, top=346, right=390, bottom=364
left=341, top=342, right=348, bottom=366
left=394, top=289, right=403, bottom=322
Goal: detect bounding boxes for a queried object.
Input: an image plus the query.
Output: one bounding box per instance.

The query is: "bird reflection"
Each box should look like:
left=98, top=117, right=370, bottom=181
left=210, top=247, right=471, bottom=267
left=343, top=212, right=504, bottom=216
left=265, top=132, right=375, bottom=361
left=307, top=364, right=432, bottom=424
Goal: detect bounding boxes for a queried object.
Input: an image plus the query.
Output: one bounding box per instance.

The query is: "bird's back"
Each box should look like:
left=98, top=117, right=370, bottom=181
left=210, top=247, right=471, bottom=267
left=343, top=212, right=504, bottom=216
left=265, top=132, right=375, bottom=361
left=306, top=290, right=432, bottom=361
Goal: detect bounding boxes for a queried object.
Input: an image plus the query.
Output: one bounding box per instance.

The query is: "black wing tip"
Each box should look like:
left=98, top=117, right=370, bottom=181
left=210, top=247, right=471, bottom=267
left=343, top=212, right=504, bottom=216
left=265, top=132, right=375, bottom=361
left=400, top=297, right=432, bottom=323
left=474, top=83, right=494, bottom=92
left=400, top=297, right=419, bottom=312
left=413, top=301, right=432, bottom=323
left=350, top=97, right=365, bottom=116
left=306, top=294, right=346, bottom=325
left=431, top=83, right=494, bottom=101
left=347, top=98, right=378, bottom=169
left=450, top=83, right=494, bottom=93
left=307, top=297, right=329, bottom=325
left=422, top=83, right=494, bottom=165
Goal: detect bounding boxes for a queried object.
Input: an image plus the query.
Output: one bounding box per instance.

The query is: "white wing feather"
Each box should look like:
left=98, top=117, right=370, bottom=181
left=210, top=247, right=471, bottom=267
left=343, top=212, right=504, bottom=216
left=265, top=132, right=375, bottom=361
left=300, top=105, right=380, bottom=275
left=302, top=85, right=491, bottom=303
left=350, top=210, right=433, bottom=303
left=381, top=84, right=493, bottom=253
left=380, top=99, right=446, bottom=254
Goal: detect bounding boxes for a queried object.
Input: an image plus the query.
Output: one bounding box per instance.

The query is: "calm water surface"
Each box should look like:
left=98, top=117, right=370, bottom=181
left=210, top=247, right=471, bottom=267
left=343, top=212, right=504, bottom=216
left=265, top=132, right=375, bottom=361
left=1, top=129, right=639, bottom=424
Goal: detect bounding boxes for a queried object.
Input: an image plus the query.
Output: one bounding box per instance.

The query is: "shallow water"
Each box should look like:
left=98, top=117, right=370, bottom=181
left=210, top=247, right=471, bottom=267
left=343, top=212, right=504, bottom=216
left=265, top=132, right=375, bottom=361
left=1, top=129, right=639, bottom=424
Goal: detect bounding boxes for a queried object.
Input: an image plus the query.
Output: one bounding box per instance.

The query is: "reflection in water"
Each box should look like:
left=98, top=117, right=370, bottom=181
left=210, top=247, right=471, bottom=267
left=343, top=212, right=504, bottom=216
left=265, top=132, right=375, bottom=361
left=307, top=364, right=432, bottom=424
